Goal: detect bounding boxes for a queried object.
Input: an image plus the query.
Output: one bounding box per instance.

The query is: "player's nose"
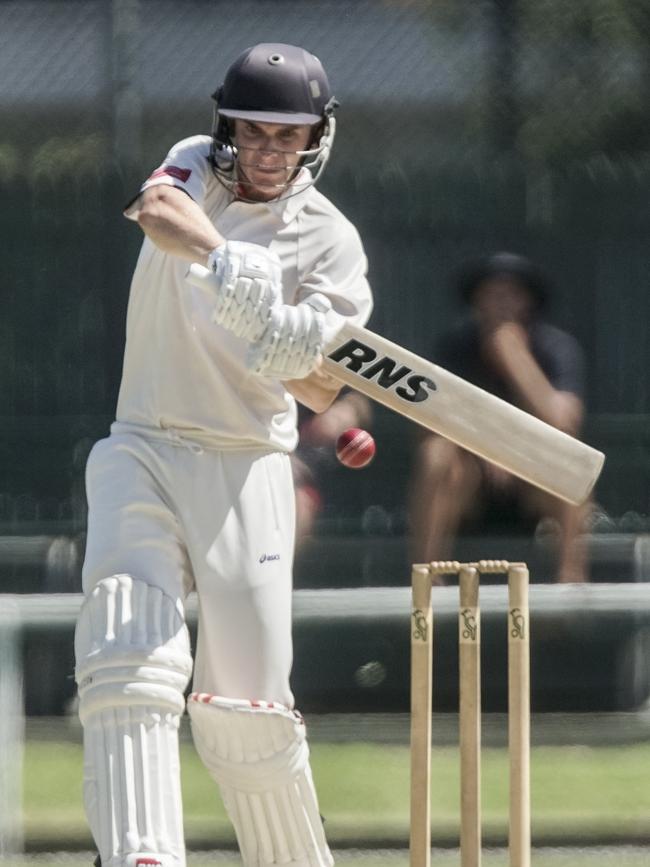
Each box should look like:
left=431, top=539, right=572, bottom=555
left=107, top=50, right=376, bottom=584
left=257, top=144, right=278, bottom=160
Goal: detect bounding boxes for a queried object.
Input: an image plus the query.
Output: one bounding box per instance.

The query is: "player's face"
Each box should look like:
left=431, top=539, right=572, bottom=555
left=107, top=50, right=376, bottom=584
left=232, top=119, right=314, bottom=201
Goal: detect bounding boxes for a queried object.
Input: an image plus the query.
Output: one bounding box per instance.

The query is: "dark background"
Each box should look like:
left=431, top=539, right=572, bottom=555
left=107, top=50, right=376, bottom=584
left=1, top=0, right=650, bottom=580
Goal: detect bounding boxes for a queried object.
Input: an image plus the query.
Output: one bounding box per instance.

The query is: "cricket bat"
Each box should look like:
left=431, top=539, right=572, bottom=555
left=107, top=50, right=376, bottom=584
left=187, top=265, right=604, bottom=505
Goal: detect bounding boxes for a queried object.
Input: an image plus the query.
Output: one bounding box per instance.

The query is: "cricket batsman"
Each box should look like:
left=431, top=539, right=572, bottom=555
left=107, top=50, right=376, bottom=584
left=74, top=43, right=373, bottom=867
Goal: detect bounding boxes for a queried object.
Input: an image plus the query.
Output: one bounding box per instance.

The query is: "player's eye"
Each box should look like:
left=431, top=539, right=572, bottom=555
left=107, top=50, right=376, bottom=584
left=278, top=130, right=300, bottom=146
left=243, top=124, right=261, bottom=138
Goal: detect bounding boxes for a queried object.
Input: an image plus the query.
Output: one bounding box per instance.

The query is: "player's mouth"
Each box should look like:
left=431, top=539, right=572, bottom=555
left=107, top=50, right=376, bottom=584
left=251, top=167, right=287, bottom=179
left=236, top=161, right=297, bottom=199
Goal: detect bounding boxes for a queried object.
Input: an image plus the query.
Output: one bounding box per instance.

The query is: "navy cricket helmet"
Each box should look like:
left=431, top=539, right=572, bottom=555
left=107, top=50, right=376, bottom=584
left=210, top=43, right=338, bottom=191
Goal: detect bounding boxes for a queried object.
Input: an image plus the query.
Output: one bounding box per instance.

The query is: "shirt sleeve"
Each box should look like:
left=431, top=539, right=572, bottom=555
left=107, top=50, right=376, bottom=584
left=124, top=136, right=212, bottom=220
left=295, top=219, right=374, bottom=329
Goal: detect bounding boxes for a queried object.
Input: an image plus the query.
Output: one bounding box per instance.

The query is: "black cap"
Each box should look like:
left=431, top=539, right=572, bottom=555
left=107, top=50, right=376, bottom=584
left=456, top=252, right=549, bottom=309
left=215, top=43, right=334, bottom=126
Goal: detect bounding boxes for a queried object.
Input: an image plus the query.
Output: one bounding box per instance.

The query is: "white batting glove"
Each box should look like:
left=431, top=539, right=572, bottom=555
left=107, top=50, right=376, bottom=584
left=247, top=293, right=332, bottom=379
left=206, top=241, right=283, bottom=341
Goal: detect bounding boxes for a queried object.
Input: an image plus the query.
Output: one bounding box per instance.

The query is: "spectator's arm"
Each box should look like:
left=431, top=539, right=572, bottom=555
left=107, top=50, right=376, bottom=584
left=483, top=322, right=584, bottom=435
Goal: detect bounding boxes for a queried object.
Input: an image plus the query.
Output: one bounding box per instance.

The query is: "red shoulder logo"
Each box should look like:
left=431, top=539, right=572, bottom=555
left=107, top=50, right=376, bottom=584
left=149, top=165, right=192, bottom=183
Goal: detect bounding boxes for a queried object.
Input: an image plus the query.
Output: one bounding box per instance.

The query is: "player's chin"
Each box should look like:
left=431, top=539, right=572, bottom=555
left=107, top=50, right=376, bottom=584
left=245, top=167, right=291, bottom=189
left=244, top=178, right=289, bottom=201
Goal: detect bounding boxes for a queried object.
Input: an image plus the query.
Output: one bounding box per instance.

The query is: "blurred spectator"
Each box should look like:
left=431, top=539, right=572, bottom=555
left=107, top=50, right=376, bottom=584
left=408, top=252, right=590, bottom=583
left=292, top=390, right=372, bottom=543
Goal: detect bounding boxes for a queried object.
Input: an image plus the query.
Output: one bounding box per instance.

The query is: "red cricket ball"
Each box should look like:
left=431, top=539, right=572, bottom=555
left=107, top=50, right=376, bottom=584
left=336, top=428, right=376, bottom=469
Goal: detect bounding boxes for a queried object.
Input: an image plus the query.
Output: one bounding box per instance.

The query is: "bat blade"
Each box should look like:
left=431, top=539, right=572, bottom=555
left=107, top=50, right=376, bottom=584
left=185, top=264, right=604, bottom=505
left=322, top=322, right=604, bottom=506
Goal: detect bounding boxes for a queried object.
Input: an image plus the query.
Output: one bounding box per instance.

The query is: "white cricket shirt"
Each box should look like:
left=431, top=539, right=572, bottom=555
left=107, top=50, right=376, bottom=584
left=117, top=135, right=373, bottom=452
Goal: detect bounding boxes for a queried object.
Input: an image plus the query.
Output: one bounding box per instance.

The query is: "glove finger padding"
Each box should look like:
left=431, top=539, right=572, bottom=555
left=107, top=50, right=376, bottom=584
left=188, top=693, right=332, bottom=867
left=247, top=294, right=332, bottom=380
left=206, top=242, right=283, bottom=341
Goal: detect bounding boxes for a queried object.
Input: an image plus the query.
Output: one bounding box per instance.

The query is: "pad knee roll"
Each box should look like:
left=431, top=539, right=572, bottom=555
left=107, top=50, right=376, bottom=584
left=75, top=575, right=193, bottom=723
left=188, top=693, right=332, bottom=867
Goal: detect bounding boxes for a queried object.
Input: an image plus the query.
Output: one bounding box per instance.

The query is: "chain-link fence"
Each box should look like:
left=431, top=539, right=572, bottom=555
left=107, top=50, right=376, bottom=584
left=1, top=0, right=650, bottom=575
left=2, top=1, right=650, bottom=167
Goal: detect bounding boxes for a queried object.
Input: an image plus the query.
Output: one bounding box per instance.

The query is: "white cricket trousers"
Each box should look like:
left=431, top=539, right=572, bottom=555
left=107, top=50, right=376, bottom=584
left=82, top=429, right=297, bottom=705
left=76, top=431, right=337, bottom=867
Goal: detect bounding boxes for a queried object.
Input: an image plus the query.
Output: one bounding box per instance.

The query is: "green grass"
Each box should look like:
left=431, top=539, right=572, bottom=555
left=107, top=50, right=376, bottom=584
left=3, top=850, right=650, bottom=867
left=21, top=739, right=650, bottom=848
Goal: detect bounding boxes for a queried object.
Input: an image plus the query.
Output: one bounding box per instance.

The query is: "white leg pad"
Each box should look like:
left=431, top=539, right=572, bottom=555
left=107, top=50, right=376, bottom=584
left=187, top=693, right=333, bottom=867
left=75, top=575, right=193, bottom=867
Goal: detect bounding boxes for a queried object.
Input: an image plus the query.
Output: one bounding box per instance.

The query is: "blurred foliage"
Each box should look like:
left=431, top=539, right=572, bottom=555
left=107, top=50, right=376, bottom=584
left=518, top=0, right=650, bottom=162
left=30, top=133, right=112, bottom=183
left=421, top=0, right=650, bottom=163
left=0, top=1, right=648, bottom=171
left=0, top=144, right=19, bottom=181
